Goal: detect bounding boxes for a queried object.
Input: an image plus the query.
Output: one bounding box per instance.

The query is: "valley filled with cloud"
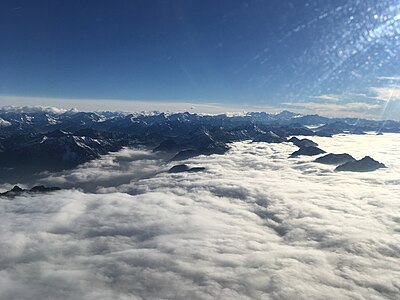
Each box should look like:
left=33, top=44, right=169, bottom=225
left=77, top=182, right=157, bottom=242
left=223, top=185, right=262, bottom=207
left=1, top=134, right=399, bottom=299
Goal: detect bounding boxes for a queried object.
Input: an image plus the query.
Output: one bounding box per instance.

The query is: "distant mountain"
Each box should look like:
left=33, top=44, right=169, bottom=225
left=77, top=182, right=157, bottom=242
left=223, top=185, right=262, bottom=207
left=315, top=122, right=367, bottom=136
left=315, top=153, right=355, bottom=165
left=335, top=156, right=386, bottom=172
left=1, top=106, right=400, bottom=138
left=290, top=146, right=326, bottom=157
left=288, top=137, right=318, bottom=148
left=0, top=106, right=394, bottom=181
left=0, top=129, right=132, bottom=179
left=154, top=126, right=230, bottom=160
left=253, top=131, right=286, bottom=143
left=0, top=185, right=61, bottom=197
left=171, top=144, right=229, bottom=161
left=168, top=164, right=206, bottom=173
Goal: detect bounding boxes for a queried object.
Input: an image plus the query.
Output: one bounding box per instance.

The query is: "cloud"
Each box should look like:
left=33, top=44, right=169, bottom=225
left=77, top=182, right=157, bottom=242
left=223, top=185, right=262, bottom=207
left=378, top=76, right=400, bottom=81
left=309, top=94, right=341, bottom=101
left=282, top=101, right=383, bottom=119
left=370, top=86, right=400, bottom=101
left=0, top=105, right=69, bottom=114
left=1, top=134, right=400, bottom=299
left=39, top=147, right=169, bottom=192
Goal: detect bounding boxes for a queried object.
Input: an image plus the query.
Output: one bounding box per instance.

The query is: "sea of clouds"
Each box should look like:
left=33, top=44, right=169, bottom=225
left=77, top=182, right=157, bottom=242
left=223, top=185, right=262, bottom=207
left=1, top=134, right=399, bottom=299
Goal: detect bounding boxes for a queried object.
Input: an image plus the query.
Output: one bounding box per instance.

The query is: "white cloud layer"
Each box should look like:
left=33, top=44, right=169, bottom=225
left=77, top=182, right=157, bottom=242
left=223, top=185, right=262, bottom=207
left=1, top=134, right=400, bottom=299
left=0, top=105, right=69, bottom=114
left=370, top=86, right=400, bottom=101
left=309, top=94, right=341, bottom=101
left=282, top=101, right=383, bottom=119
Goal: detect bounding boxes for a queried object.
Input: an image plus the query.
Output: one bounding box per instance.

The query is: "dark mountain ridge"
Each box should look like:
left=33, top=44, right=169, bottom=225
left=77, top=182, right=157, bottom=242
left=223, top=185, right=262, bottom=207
left=0, top=107, right=393, bottom=181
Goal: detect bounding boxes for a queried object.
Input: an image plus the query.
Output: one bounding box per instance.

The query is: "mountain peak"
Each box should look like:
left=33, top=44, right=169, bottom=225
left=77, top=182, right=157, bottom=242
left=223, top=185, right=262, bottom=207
left=47, top=129, right=70, bottom=138
left=275, top=110, right=301, bottom=119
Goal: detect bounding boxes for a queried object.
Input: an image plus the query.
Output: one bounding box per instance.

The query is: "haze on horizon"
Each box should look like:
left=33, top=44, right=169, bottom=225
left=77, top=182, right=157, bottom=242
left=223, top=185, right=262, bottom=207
left=1, top=0, right=400, bottom=119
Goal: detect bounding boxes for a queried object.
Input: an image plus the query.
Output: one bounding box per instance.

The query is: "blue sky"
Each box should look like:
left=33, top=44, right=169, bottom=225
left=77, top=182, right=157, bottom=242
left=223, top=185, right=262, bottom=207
left=1, top=0, right=400, bottom=118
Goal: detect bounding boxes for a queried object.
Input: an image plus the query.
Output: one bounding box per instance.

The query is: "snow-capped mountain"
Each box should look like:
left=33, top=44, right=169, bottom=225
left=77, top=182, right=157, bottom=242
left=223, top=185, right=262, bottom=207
left=0, top=106, right=397, bottom=180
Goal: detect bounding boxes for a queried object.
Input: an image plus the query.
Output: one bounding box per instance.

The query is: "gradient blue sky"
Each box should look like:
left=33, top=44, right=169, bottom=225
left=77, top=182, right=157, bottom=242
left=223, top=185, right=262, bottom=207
left=1, top=0, right=400, bottom=118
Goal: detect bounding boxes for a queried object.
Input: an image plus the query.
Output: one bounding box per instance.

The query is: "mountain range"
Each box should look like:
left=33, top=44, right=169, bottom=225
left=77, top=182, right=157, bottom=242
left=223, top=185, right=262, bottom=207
left=0, top=106, right=395, bottom=181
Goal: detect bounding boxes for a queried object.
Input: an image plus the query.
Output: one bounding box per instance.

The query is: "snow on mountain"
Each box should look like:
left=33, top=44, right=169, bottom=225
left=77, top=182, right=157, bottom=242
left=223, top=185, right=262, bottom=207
left=0, top=118, right=11, bottom=127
